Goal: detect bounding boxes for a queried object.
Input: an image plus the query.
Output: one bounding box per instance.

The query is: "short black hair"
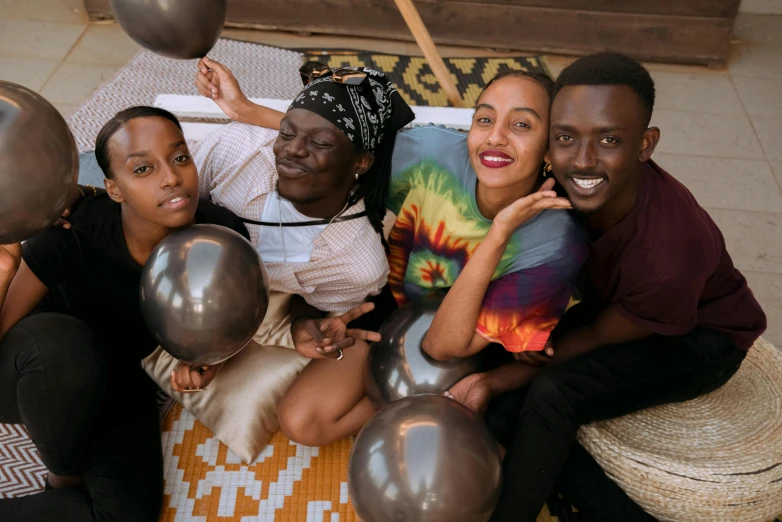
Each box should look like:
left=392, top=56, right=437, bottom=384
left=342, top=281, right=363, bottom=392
left=477, top=69, right=554, bottom=107
left=95, top=106, right=183, bottom=178
left=553, top=52, right=655, bottom=120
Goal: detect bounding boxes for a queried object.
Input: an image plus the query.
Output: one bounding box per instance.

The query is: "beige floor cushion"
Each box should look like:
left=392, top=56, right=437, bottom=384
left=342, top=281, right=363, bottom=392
left=143, top=292, right=310, bottom=463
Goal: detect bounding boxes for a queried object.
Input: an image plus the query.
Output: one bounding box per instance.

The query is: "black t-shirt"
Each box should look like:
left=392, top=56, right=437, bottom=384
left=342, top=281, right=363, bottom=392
left=22, top=194, right=250, bottom=366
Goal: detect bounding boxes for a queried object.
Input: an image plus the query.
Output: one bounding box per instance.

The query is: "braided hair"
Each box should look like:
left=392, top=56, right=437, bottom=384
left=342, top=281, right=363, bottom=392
left=347, top=131, right=396, bottom=252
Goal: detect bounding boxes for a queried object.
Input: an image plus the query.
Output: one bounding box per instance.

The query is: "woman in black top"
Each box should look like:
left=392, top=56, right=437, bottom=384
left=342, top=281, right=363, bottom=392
left=0, top=106, right=249, bottom=521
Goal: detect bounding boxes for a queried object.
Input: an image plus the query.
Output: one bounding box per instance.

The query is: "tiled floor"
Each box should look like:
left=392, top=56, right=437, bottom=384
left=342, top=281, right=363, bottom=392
left=2, top=0, right=781, bottom=346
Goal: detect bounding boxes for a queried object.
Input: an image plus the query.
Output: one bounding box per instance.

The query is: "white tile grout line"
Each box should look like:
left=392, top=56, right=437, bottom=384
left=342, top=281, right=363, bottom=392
left=37, top=22, right=91, bottom=96
left=743, top=269, right=782, bottom=277
left=727, top=58, right=782, bottom=195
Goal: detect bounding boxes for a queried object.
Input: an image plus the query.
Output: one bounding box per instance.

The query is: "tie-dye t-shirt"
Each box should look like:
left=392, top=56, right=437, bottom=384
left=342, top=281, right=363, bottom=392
left=387, top=125, right=588, bottom=352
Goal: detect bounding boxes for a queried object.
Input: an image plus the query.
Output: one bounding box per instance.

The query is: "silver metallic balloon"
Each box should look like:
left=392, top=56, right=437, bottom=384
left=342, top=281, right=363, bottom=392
left=139, top=224, right=269, bottom=366
left=0, top=81, right=78, bottom=244
left=366, top=292, right=485, bottom=405
left=349, top=394, right=502, bottom=522
left=110, top=0, right=227, bottom=60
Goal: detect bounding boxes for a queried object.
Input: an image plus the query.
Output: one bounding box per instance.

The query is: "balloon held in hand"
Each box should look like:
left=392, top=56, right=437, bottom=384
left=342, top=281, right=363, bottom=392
left=365, top=291, right=485, bottom=405
left=0, top=82, right=78, bottom=244
left=109, top=0, right=227, bottom=60
left=139, top=224, right=270, bottom=366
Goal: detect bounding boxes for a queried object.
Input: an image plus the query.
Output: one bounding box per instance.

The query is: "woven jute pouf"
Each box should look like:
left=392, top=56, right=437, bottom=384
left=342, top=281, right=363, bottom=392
left=578, top=338, right=782, bottom=522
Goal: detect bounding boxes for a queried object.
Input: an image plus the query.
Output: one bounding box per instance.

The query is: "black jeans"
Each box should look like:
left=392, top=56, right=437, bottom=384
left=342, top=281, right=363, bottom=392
left=485, top=318, right=746, bottom=522
left=0, top=313, right=163, bottom=522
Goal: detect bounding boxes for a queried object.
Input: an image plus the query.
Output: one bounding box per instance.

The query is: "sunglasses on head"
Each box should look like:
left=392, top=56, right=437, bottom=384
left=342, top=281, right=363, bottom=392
left=298, top=61, right=367, bottom=87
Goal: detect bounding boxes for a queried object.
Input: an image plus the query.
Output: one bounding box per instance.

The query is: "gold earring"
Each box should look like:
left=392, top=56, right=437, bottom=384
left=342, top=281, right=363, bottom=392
left=544, top=163, right=553, bottom=176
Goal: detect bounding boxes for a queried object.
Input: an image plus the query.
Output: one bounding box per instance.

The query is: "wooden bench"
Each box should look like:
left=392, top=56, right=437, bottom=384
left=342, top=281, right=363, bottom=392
left=85, top=0, right=741, bottom=67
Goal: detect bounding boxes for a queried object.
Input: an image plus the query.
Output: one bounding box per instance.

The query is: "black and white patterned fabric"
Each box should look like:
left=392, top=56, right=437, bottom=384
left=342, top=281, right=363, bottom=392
left=290, top=67, right=415, bottom=152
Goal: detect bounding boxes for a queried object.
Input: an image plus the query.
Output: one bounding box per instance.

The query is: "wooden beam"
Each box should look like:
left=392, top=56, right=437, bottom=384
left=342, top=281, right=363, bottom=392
left=392, top=0, right=464, bottom=108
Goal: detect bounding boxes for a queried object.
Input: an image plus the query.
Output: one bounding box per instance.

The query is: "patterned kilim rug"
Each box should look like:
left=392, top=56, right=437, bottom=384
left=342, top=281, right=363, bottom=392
left=160, top=403, right=581, bottom=522
left=301, top=50, right=551, bottom=107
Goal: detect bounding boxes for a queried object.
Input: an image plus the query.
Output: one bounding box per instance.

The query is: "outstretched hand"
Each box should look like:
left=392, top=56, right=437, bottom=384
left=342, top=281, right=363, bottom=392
left=196, top=57, right=250, bottom=121
left=291, top=302, right=382, bottom=359
left=444, top=372, right=492, bottom=416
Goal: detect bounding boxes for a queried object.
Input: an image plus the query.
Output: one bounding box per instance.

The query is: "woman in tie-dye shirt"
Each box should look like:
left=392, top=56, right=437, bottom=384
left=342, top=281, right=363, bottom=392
left=388, top=122, right=586, bottom=355
left=383, top=75, right=586, bottom=366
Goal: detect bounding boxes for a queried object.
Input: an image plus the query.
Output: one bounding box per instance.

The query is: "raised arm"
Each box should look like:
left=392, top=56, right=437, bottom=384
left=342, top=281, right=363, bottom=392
left=195, top=57, right=284, bottom=130
left=423, top=180, right=571, bottom=360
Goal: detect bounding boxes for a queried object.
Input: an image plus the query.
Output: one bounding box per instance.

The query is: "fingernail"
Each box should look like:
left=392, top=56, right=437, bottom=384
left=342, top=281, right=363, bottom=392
left=170, top=370, right=175, bottom=377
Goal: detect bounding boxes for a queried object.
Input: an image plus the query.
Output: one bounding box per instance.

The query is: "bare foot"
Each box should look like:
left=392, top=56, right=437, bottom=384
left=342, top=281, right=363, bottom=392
left=46, top=472, right=83, bottom=489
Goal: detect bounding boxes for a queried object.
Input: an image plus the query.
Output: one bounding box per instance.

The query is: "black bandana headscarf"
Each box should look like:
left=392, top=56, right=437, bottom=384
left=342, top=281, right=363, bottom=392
left=289, top=67, right=415, bottom=153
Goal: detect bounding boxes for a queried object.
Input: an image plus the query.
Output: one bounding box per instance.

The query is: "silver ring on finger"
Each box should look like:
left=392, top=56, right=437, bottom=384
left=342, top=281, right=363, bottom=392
left=337, top=349, right=344, bottom=361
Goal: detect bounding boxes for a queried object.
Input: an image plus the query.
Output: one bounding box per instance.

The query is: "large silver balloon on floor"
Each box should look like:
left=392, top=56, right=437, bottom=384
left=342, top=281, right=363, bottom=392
left=365, top=291, right=485, bottom=405
left=139, top=224, right=269, bottom=366
left=0, top=82, right=78, bottom=244
left=109, top=0, right=227, bottom=60
left=349, top=394, right=502, bottom=522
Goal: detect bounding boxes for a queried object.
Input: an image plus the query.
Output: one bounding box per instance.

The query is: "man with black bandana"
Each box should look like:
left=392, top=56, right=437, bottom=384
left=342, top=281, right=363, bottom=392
left=128, top=59, right=416, bottom=463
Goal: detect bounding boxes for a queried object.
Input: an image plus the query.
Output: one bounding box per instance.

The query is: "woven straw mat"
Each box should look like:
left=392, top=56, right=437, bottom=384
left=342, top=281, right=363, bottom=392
left=579, top=337, right=782, bottom=522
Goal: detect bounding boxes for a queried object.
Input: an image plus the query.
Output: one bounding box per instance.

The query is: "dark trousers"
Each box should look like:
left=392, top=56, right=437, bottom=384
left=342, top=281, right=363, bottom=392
left=485, top=316, right=746, bottom=522
left=0, top=313, right=164, bottom=522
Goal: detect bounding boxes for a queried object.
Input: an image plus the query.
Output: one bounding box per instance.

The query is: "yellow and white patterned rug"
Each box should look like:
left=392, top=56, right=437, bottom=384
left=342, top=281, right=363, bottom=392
left=161, top=404, right=355, bottom=521
left=159, top=403, right=575, bottom=522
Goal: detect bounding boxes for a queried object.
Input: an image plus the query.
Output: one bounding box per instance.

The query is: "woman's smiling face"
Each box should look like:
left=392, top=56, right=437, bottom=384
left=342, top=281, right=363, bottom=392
left=467, top=75, right=551, bottom=191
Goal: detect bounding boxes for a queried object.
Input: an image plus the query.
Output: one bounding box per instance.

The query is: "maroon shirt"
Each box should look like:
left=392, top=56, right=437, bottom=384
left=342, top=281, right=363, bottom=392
left=586, top=160, right=766, bottom=350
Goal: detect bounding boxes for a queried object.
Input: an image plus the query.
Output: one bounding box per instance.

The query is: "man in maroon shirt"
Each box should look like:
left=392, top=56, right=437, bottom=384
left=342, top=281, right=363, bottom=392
left=482, top=53, right=767, bottom=522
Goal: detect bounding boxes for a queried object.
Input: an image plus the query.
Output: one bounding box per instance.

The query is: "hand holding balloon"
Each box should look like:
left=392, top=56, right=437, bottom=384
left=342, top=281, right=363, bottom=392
left=170, top=362, right=221, bottom=392
left=196, top=57, right=252, bottom=122
left=292, top=302, right=381, bottom=359
left=444, top=371, right=493, bottom=415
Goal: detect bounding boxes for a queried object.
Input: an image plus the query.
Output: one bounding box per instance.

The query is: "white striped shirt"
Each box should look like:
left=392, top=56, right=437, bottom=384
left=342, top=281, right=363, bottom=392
left=191, top=123, right=388, bottom=313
